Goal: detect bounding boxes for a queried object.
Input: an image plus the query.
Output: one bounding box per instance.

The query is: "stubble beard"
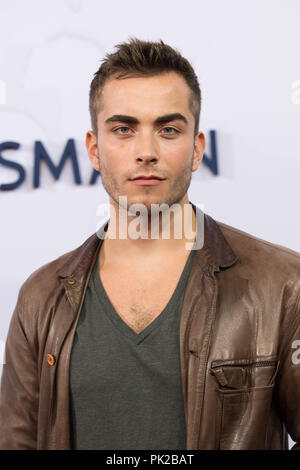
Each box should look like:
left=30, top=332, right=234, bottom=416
left=98, top=154, right=194, bottom=216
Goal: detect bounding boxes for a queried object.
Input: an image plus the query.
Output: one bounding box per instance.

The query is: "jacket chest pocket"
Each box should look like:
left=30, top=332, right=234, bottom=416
left=210, top=357, right=279, bottom=450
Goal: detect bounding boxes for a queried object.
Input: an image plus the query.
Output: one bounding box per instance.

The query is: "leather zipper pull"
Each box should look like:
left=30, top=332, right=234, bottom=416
left=211, top=367, right=228, bottom=387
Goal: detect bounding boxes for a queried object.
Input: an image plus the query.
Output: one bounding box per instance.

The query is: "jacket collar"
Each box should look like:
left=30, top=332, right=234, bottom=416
left=192, top=203, right=238, bottom=273
left=56, top=201, right=238, bottom=281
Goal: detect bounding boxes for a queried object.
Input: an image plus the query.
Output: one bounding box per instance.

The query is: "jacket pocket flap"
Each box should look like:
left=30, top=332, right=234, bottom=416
left=210, top=357, right=279, bottom=389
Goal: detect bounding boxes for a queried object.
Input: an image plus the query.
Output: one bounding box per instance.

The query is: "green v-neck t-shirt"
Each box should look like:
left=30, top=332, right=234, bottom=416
left=69, top=242, right=196, bottom=450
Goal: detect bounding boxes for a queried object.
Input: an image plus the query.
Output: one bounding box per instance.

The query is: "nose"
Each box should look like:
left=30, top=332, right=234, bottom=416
left=134, top=131, right=159, bottom=164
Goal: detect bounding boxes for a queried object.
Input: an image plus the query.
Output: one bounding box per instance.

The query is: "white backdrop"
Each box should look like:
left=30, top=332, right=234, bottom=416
left=0, top=0, right=299, bottom=449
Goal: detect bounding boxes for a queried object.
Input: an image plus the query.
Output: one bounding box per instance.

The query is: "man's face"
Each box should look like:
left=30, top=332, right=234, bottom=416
left=86, top=71, right=205, bottom=213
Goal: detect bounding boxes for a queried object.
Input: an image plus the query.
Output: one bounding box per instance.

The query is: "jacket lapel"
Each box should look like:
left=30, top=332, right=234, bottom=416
left=179, top=204, right=238, bottom=448
left=52, top=222, right=108, bottom=365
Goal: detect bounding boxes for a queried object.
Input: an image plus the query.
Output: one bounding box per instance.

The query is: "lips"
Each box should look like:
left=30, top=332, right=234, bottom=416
left=131, top=176, right=164, bottom=181
left=129, top=175, right=166, bottom=186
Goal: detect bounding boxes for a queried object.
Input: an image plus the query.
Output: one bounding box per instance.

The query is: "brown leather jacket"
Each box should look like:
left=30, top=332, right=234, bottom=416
left=1, top=206, right=300, bottom=450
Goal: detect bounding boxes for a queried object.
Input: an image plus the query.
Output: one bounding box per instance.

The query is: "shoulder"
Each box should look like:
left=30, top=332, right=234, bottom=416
left=20, top=246, right=78, bottom=297
left=216, top=219, right=300, bottom=281
left=7, top=232, right=101, bottom=354
left=16, top=233, right=99, bottom=321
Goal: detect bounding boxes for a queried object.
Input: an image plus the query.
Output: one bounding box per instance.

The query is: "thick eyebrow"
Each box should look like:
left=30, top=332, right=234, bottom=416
left=104, top=113, right=188, bottom=126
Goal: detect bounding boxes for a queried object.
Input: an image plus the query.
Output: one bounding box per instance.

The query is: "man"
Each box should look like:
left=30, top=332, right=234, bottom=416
left=0, top=38, right=300, bottom=450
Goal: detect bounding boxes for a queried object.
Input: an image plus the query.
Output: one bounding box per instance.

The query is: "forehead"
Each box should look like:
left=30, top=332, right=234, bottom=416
left=98, top=71, right=192, bottom=118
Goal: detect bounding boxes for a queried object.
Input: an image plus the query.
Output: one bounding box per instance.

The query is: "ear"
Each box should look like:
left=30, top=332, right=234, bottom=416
left=86, top=130, right=100, bottom=172
left=192, top=131, right=205, bottom=172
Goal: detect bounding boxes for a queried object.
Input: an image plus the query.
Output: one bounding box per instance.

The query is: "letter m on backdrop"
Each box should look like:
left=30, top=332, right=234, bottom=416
left=33, top=139, right=82, bottom=188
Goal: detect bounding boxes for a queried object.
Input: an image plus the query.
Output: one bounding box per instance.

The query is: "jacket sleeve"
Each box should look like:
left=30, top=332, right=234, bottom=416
left=273, top=289, right=300, bottom=450
left=0, top=284, right=39, bottom=449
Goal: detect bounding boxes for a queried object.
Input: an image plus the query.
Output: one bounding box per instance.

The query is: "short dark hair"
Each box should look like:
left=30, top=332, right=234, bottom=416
left=89, top=37, right=201, bottom=137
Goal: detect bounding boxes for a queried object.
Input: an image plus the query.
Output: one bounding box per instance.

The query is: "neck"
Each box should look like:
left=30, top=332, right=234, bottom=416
left=99, top=196, right=197, bottom=266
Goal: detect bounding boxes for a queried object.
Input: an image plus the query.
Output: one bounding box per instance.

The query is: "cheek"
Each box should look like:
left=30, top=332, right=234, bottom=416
left=98, top=142, right=126, bottom=173
left=163, top=142, right=193, bottom=169
left=100, top=138, right=129, bottom=160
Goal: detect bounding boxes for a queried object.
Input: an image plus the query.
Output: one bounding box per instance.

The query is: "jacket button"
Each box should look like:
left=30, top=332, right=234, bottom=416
left=67, top=278, right=76, bottom=285
left=47, top=354, right=56, bottom=366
